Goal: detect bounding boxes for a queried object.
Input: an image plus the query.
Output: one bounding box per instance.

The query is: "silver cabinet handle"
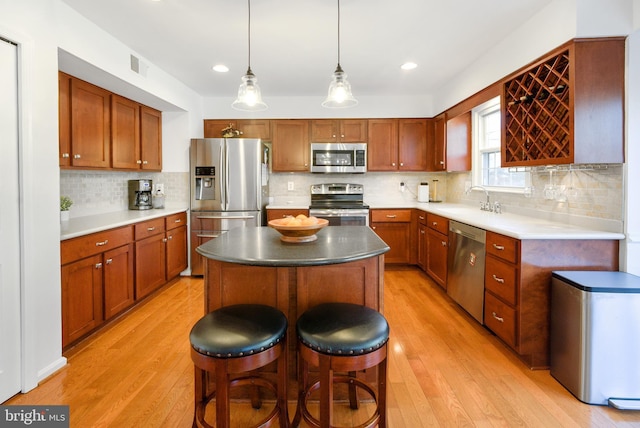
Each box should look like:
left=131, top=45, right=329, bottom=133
left=492, top=244, right=505, bottom=250
left=137, top=160, right=142, bottom=164
left=105, top=258, right=113, bottom=265
left=432, top=222, right=438, bottom=226
left=391, top=162, right=396, bottom=166
left=386, top=215, right=397, bottom=218
left=492, top=274, right=505, bottom=284
left=143, top=160, right=148, bottom=165
left=167, top=235, right=173, bottom=240
left=420, top=230, right=425, bottom=235
left=62, top=153, right=70, bottom=158
left=197, top=234, right=220, bottom=238
left=400, top=162, right=404, bottom=166
left=163, top=237, right=168, bottom=243
left=95, top=239, right=108, bottom=246
left=174, top=219, right=182, bottom=223
left=419, top=215, right=425, bottom=221
left=491, top=312, right=504, bottom=323
left=73, top=154, right=81, bottom=159
left=441, top=241, right=447, bottom=247
left=95, top=263, right=103, bottom=269
left=147, top=227, right=156, bottom=231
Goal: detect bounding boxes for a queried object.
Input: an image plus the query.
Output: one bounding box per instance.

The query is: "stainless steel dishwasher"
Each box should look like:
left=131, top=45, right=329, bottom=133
left=447, top=220, right=486, bottom=324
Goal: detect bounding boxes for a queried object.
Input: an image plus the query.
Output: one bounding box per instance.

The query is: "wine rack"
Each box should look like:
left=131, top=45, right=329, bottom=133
left=504, top=50, right=570, bottom=165
left=501, top=38, right=625, bottom=167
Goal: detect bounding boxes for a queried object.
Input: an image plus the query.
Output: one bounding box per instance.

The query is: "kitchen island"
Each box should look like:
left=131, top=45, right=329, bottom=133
left=196, top=225, right=390, bottom=378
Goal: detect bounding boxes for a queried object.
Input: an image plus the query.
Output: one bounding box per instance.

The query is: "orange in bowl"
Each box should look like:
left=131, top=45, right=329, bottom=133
left=268, top=215, right=329, bottom=243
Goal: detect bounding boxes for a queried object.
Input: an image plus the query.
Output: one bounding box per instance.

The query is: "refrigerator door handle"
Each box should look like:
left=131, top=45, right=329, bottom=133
left=219, top=143, right=226, bottom=210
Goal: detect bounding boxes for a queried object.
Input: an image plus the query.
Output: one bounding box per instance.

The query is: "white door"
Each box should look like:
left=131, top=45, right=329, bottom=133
left=0, top=37, right=22, bottom=402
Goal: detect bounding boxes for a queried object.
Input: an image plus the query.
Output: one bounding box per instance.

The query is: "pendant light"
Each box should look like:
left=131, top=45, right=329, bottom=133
left=322, top=0, right=358, bottom=108
left=232, top=0, right=267, bottom=111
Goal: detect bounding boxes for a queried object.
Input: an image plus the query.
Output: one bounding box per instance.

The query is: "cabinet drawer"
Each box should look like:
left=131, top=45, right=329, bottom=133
left=371, top=209, right=412, bottom=223
left=165, top=212, right=187, bottom=230
left=416, top=210, right=427, bottom=225
left=485, top=256, right=518, bottom=306
left=61, top=226, right=133, bottom=265
left=484, top=292, right=517, bottom=348
left=426, top=213, right=449, bottom=235
left=134, top=218, right=165, bottom=240
left=486, top=231, right=518, bottom=263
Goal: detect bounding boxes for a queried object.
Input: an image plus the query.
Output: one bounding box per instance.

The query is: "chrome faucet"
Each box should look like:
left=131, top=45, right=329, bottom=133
left=466, top=185, right=499, bottom=212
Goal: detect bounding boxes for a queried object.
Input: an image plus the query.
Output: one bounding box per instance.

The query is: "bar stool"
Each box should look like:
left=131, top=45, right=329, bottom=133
left=293, top=302, right=389, bottom=428
left=189, top=304, right=289, bottom=428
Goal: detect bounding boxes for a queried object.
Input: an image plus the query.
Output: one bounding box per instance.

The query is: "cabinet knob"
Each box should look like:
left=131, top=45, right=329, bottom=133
left=105, top=258, right=113, bottom=265
left=142, top=160, right=148, bottom=165
left=95, top=262, right=103, bottom=269
left=137, top=160, right=142, bottom=164
left=167, top=235, right=173, bottom=240
left=400, top=162, right=404, bottom=166
left=163, top=237, right=168, bottom=243
left=61, top=153, right=70, bottom=158
left=440, top=161, right=445, bottom=165
left=73, top=154, right=81, bottom=159
left=419, top=216, right=425, bottom=220
left=391, top=162, right=396, bottom=166
left=420, top=230, right=425, bottom=235
left=441, top=241, right=447, bottom=247
left=432, top=222, right=438, bottom=226
left=341, top=134, right=345, bottom=138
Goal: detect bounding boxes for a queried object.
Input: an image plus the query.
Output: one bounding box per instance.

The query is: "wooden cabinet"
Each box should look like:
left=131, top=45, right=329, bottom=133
left=134, top=218, right=167, bottom=299
left=367, top=119, right=430, bottom=171
left=165, top=212, right=188, bottom=280
left=416, top=211, right=428, bottom=270
left=139, top=106, right=162, bottom=171
left=59, top=72, right=162, bottom=171
left=60, top=226, right=134, bottom=347
left=310, top=119, right=367, bottom=142
left=483, top=231, right=619, bottom=368
left=425, top=213, right=448, bottom=289
left=272, top=120, right=310, bottom=172
left=267, top=208, right=310, bottom=221
left=445, top=111, right=471, bottom=172
left=204, top=119, right=271, bottom=140
left=502, top=37, right=625, bottom=166
left=67, top=76, right=112, bottom=168
left=370, top=209, right=412, bottom=264
left=430, top=113, right=446, bottom=171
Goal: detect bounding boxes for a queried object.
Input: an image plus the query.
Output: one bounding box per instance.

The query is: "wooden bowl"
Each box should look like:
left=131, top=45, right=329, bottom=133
left=268, top=218, right=329, bottom=243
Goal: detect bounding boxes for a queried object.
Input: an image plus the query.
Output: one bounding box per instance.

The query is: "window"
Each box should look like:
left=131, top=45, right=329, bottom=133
left=472, top=96, right=529, bottom=191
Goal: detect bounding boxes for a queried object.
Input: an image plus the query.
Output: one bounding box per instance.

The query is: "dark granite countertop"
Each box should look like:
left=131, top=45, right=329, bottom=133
left=196, top=226, right=390, bottom=267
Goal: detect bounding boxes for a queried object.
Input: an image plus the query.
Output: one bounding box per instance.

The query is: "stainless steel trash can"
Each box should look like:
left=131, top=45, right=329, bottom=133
left=550, top=271, right=640, bottom=409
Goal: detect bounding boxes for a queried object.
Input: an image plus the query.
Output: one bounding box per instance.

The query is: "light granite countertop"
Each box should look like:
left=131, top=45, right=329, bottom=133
left=60, top=204, right=189, bottom=240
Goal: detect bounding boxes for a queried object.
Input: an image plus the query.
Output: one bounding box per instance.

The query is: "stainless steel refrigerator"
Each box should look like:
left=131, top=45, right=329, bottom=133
left=189, top=138, right=269, bottom=276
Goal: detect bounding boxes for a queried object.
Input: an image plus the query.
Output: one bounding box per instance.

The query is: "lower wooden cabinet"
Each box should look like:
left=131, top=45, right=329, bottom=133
left=417, top=212, right=428, bottom=269
left=60, top=212, right=187, bottom=349
left=370, top=209, right=412, bottom=264
left=425, top=213, right=449, bottom=289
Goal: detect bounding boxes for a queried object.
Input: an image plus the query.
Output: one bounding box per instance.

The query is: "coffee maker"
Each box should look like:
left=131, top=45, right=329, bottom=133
left=128, top=179, right=153, bottom=210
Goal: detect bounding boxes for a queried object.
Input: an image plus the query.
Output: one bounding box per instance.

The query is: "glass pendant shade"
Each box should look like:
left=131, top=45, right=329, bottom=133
left=322, top=64, right=358, bottom=108
left=232, top=67, right=267, bottom=111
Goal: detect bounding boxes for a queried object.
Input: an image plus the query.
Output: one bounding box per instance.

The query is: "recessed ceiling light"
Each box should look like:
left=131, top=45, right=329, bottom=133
left=401, top=62, right=418, bottom=70
left=212, top=65, right=229, bottom=73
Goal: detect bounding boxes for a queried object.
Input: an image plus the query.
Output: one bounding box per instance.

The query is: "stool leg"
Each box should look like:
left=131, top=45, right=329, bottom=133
left=378, top=351, right=388, bottom=428
left=291, top=349, right=307, bottom=428
left=193, top=366, right=206, bottom=428
left=319, top=355, right=333, bottom=428
left=250, top=383, right=262, bottom=410
left=347, top=371, right=359, bottom=410
left=277, top=342, right=290, bottom=428
left=215, top=359, right=230, bottom=428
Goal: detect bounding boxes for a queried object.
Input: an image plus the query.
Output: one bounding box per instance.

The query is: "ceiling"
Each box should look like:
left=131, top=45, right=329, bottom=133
left=60, top=0, right=553, bottom=100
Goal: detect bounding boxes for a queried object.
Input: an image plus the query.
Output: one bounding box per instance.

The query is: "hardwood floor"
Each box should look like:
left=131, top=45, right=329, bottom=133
left=5, top=268, right=640, bottom=427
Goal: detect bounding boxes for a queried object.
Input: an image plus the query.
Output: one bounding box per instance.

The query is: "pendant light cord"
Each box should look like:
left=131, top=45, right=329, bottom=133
left=336, top=0, right=341, bottom=65
left=247, top=0, right=252, bottom=71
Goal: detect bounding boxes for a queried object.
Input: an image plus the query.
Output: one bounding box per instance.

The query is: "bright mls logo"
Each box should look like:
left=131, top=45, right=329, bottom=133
left=0, top=406, right=69, bottom=427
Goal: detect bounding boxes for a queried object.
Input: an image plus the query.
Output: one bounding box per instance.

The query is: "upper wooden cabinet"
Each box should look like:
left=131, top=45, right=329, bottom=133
left=65, top=76, right=111, bottom=168
left=502, top=37, right=625, bottom=166
left=368, top=118, right=430, bottom=171
left=271, top=120, right=310, bottom=172
left=430, top=113, right=446, bottom=171
left=59, top=72, right=162, bottom=171
left=446, top=111, right=471, bottom=172
left=310, top=119, right=367, bottom=142
left=204, top=119, right=271, bottom=140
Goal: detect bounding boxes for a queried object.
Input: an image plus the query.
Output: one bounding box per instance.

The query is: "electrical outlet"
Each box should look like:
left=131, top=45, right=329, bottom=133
left=399, top=182, right=406, bottom=192
left=287, top=181, right=295, bottom=191
left=155, top=183, right=165, bottom=193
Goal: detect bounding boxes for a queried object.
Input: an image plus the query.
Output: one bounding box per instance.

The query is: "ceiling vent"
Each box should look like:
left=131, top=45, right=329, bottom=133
left=130, top=54, right=148, bottom=77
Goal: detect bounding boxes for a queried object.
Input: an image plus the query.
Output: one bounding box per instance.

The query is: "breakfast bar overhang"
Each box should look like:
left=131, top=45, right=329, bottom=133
left=195, top=226, right=390, bottom=378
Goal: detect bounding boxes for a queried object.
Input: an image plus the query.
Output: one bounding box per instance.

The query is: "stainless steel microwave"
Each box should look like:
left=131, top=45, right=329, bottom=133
left=310, top=143, right=367, bottom=173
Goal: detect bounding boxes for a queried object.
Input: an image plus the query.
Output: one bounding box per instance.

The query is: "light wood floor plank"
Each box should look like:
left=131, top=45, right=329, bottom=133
left=5, top=269, right=640, bottom=427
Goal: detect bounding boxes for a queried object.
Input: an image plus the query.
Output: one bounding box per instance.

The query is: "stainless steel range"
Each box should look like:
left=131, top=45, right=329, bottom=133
left=309, top=183, right=369, bottom=226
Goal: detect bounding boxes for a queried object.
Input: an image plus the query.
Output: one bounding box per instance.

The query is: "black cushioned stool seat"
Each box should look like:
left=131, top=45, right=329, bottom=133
left=293, top=302, right=389, bottom=428
left=190, top=304, right=289, bottom=428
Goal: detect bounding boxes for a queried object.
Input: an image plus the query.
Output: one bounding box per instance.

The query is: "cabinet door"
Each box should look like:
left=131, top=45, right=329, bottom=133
left=370, top=223, right=410, bottom=264
left=272, top=120, right=310, bottom=172
left=367, top=119, right=398, bottom=171
left=59, top=72, right=71, bottom=167
left=431, top=114, right=446, bottom=171
left=140, top=106, right=162, bottom=171
left=103, top=243, right=135, bottom=320
left=426, top=229, right=448, bottom=289
left=70, top=78, right=111, bottom=168
left=310, top=120, right=337, bottom=142
left=417, top=223, right=428, bottom=270
left=135, top=233, right=167, bottom=299
left=111, top=95, right=141, bottom=170
left=340, top=119, right=367, bottom=142
left=398, top=118, right=428, bottom=171
left=238, top=119, right=271, bottom=140
left=61, top=254, right=103, bottom=347
left=166, top=225, right=187, bottom=280
left=446, top=111, right=471, bottom=172
left=204, top=120, right=234, bottom=138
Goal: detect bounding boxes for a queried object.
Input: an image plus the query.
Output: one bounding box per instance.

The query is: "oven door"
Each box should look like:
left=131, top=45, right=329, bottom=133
left=309, top=208, right=369, bottom=226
